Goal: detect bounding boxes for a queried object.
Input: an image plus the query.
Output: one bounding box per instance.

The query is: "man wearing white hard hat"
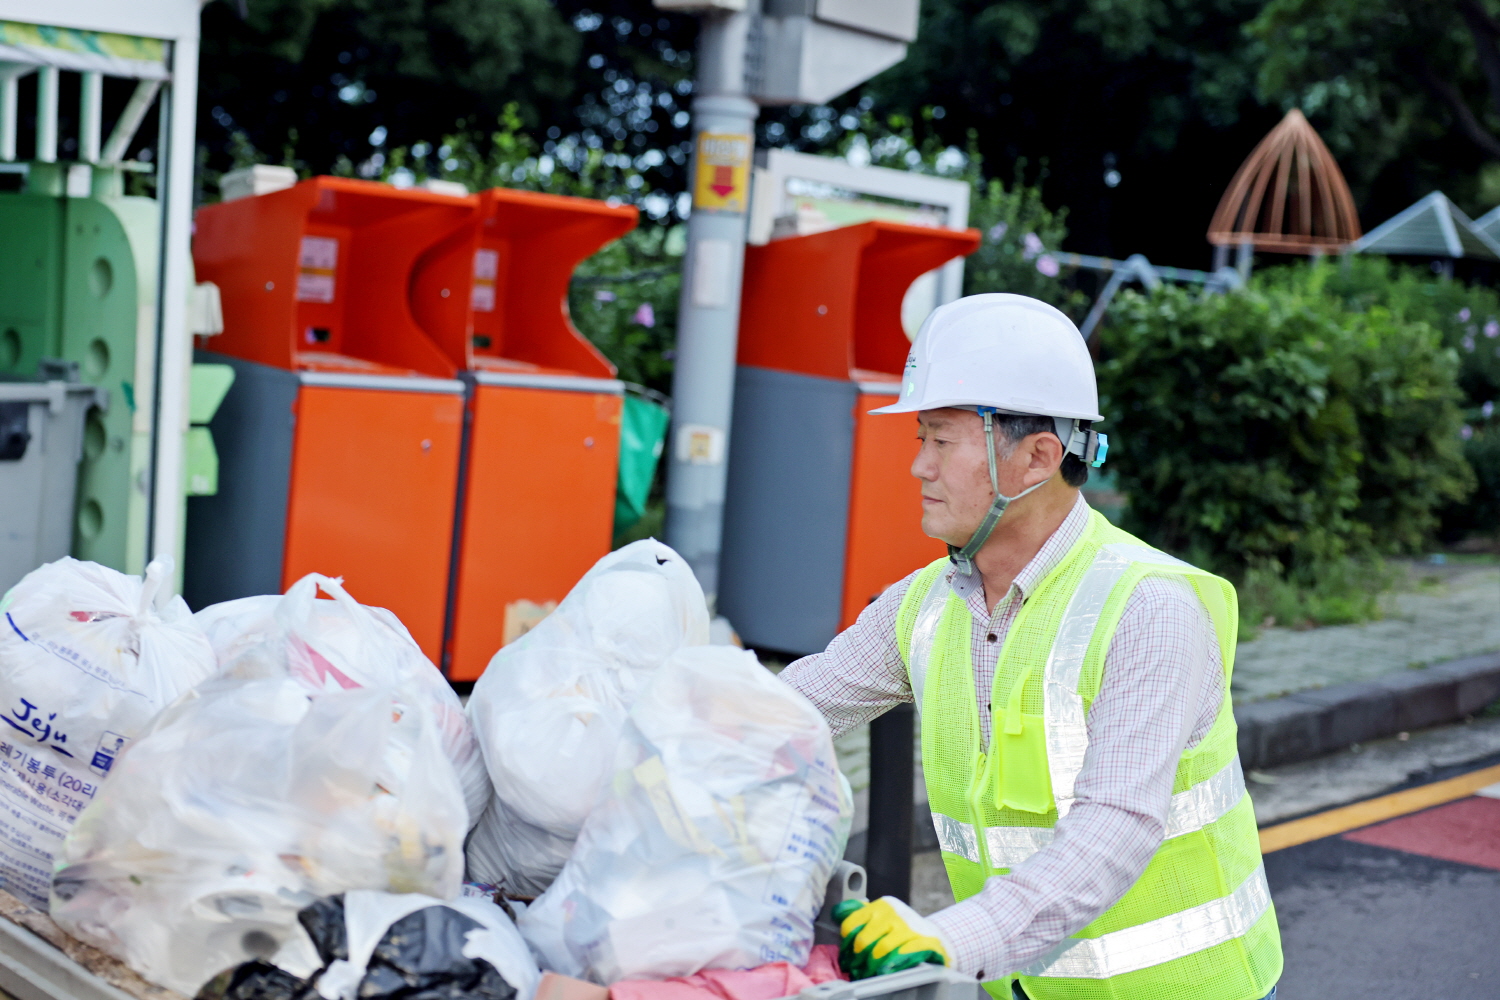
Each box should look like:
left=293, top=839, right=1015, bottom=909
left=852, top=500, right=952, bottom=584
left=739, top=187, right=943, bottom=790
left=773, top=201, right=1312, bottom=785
left=781, top=294, right=1281, bottom=1000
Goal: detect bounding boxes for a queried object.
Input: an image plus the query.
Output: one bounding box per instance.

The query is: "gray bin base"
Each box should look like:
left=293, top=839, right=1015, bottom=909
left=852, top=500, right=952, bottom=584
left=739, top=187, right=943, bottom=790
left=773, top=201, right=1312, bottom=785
left=0, top=382, right=103, bottom=595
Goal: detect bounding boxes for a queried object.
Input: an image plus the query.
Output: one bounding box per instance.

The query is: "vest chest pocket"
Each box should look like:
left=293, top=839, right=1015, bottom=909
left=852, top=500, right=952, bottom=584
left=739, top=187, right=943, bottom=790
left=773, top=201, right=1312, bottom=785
left=989, top=708, right=1053, bottom=813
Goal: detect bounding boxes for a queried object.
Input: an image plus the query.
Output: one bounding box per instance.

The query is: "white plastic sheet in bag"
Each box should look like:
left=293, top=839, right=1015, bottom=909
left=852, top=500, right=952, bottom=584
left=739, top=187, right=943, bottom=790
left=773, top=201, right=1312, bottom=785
left=517, top=646, right=853, bottom=985
left=0, top=557, right=217, bottom=909
left=50, top=585, right=470, bottom=996
left=194, top=575, right=490, bottom=828
left=465, top=539, right=709, bottom=896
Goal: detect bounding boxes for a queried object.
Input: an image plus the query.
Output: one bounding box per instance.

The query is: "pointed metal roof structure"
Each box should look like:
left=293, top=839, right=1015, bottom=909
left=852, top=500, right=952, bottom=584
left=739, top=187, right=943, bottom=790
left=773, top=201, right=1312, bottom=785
left=1352, top=192, right=1500, bottom=261
left=1473, top=204, right=1500, bottom=245
left=1208, top=109, right=1362, bottom=254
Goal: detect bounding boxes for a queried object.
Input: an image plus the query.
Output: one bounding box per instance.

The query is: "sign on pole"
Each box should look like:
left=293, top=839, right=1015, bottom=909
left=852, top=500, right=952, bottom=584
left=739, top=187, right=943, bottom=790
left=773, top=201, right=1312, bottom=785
left=692, top=132, right=753, bottom=214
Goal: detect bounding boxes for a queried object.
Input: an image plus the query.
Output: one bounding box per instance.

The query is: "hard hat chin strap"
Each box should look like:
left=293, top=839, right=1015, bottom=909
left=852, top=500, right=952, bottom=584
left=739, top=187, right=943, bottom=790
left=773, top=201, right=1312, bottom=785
left=948, top=409, right=1048, bottom=581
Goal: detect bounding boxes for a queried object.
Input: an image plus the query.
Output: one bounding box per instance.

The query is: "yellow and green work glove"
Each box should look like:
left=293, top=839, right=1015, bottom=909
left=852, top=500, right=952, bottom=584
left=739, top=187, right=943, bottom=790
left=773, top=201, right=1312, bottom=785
left=833, top=896, right=953, bottom=980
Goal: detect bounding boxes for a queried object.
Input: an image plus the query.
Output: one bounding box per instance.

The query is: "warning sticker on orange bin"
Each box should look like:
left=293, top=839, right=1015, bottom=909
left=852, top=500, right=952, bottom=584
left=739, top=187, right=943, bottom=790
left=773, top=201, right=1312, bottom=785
left=693, top=132, right=751, bottom=213
left=297, top=235, right=338, bottom=303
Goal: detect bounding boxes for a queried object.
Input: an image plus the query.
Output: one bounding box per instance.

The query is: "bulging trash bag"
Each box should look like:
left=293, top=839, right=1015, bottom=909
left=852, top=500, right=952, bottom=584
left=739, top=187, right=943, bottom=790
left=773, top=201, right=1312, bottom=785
left=49, top=628, right=469, bottom=994
left=517, top=645, right=853, bottom=985
left=0, top=556, right=217, bottom=909
left=198, top=891, right=540, bottom=1000
left=465, top=540, right=709, bottom=896
left=194, top=576, right=490, bottom=829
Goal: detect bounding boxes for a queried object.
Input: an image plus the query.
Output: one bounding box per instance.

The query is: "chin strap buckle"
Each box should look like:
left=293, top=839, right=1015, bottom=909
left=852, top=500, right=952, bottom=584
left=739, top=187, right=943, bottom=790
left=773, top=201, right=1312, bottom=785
left=1084, top=431, right=1108, bottom=468
left=1057, top=419, right=1108, bottom=469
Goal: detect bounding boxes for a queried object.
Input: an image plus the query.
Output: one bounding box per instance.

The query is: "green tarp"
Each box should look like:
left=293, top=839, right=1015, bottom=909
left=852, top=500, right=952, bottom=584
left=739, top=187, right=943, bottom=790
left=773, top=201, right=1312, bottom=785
left=615, top=392, right=670, bottom=532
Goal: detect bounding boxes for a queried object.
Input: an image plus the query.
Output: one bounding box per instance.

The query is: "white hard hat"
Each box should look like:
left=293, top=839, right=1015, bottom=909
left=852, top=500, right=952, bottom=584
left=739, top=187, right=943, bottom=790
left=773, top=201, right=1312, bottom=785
left=871, top=293, right=1103, bottom=421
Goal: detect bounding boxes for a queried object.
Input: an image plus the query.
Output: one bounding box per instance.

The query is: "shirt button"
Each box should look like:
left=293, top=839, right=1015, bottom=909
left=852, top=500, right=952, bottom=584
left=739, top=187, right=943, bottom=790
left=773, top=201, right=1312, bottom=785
left=987, top=633, right=998, bottom=642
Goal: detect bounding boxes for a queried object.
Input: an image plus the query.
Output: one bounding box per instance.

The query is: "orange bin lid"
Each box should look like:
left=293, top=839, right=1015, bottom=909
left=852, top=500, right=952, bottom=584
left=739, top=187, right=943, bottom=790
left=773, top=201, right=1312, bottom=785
left=194, top=176, right=478, bottom=378
left=738, top=221, right=981, bottom=381
left=418, top=188, right=638, bottom=379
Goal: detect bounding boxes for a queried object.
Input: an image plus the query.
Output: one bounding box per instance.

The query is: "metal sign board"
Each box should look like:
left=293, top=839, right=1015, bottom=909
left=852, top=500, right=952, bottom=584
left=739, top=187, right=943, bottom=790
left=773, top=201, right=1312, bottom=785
left=0, top=0, right=200, bottom=40
left=815, top=0, right=920, bottom=42
left=692, top=132, right=753, bottom=213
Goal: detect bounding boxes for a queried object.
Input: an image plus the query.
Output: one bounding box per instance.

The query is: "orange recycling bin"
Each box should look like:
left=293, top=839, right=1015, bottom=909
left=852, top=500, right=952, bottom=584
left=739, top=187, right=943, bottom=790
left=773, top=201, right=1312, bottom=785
left=185, top=177, right=473, bottom=663
left=432, top=189, right=638, bottom=681
left=718, top=220, right=981, bottom=655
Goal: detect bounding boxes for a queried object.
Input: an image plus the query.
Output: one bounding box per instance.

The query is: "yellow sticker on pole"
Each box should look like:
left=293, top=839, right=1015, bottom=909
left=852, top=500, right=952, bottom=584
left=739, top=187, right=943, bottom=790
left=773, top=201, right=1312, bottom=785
left=693, top=132, right=752, bottom=213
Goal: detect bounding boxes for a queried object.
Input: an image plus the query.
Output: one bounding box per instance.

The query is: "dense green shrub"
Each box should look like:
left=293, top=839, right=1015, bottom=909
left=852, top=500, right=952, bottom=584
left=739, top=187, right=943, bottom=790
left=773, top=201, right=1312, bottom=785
left=1099, top=282, right=1473, bottom=596
left=1258, top=257, right=1500, bottom=538
left=962, top=176, right=1089, bottom=320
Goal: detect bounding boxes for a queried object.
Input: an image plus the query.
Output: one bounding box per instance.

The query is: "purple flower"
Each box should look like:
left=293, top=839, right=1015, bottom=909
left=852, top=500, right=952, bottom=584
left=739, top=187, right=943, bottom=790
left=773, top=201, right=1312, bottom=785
left=594, top=290, right=616, bottom=302
left=1461, top=424, right=1474, bottom=440
left=1022, top=232, right=1044, bottom=259
left=632, top=302, right=656, bottom=328
left=1463, top=336, right=1476, bottom=352
left=1036, top=254, right=1060, bottom=277
left=988, top=222, right=1009, bottom=242
left=1484, top=401, right=1495, bottom=419
left=1485, top=320, right=1499, bottom=338
left=1459, top=307, right=1472, bottom=322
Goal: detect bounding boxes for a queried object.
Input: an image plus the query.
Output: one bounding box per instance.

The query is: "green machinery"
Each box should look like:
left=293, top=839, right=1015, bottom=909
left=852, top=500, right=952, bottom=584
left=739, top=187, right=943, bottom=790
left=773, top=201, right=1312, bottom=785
left=0, top=163, right=160, bottom=574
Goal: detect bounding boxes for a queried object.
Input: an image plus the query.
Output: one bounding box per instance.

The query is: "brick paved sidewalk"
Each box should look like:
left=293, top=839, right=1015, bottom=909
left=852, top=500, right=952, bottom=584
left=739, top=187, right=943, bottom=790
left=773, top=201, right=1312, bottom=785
left=1232, top=564, right=1500, bottom=704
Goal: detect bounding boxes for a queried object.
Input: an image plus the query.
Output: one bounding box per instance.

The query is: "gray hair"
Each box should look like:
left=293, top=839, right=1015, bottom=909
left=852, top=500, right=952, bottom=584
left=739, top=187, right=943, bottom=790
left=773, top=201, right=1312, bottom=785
left=992, top=414, right=1090, bottom=488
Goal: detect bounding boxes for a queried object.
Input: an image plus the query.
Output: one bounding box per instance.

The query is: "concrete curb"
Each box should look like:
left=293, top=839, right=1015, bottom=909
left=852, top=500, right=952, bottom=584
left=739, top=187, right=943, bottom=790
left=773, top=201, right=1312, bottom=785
left=1234, top=652, right=1500, bottom=769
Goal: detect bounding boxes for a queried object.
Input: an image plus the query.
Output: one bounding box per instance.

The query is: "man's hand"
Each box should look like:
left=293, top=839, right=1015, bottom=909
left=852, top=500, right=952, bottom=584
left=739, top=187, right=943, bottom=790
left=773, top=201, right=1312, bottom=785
left=833, top=896, right=953, bottom=979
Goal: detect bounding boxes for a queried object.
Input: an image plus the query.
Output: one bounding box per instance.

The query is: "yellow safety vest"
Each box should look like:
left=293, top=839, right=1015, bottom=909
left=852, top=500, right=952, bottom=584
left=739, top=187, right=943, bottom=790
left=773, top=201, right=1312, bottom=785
left=896, top=510, right=1282, bottom=1000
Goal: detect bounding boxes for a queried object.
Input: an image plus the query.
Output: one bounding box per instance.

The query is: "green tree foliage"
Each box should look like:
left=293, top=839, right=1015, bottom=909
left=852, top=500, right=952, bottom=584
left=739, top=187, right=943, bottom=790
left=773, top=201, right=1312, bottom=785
left=198, top=0, right=697, bottom=201
left=1098, top=279, right=1473, bottom=598
left=1250, top=0, right=1500, bottom=215
left=762, top=0, right=1277, bottom=266
left=1258, top=256, right=1500, bottom=535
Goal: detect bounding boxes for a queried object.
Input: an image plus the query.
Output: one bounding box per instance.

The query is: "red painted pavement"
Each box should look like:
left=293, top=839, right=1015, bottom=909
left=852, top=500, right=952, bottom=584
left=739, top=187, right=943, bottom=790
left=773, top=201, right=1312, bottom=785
left=1343, top=796, right=1500, bottom=871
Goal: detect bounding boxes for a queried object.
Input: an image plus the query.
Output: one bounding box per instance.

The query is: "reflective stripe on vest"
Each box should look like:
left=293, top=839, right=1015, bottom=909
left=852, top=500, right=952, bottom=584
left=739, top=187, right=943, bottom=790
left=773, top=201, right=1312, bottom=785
left=932, top=755, right=1248, bottom=867
left=933, top=813, right=982, bottom=863
left=1042, top=543, right=1191, bottom=819
left=907, top=569, right=950, bottom=717
left=1019, top=864, right=1272, bottom=979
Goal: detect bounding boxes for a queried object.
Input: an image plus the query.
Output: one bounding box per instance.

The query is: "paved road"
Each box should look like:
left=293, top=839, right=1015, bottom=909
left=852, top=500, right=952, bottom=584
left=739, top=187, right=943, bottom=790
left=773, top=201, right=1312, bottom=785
left=1266, top=818, right=1500, bottom=997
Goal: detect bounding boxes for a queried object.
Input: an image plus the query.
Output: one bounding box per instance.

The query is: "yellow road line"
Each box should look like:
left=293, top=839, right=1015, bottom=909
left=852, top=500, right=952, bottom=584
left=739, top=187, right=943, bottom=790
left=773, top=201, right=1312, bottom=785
left=1259, top=763, right=1500, bottom=854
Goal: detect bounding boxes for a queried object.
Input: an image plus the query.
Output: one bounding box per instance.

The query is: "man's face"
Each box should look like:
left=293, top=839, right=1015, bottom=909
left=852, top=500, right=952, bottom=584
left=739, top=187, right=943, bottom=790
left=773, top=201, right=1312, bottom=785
left=911, top=408, right=1001, bottom=546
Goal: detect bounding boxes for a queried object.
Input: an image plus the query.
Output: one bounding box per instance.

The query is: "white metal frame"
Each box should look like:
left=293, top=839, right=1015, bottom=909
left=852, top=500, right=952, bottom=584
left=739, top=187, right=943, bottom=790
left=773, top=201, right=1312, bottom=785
left=0, top=0, right=202, bottom=572
left=747, top=146, right=972, bottom=304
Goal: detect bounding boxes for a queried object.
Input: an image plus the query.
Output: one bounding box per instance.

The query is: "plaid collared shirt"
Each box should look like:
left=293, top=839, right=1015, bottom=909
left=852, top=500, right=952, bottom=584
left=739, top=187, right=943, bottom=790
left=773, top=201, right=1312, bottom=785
left=780, top=494, right=1224, bottom=979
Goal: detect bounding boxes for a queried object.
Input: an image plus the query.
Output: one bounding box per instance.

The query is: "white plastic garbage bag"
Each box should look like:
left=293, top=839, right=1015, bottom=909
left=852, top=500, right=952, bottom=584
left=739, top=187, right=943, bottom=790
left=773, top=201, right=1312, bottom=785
left=517, top=645, right=853, bottom=985
left=194, top=575, right=490, bottom=828
left=465, top=539, right=709, bottom=896
left=0, top=557, right=217, bottom=909
left=49, top=595, right=470, bottom=995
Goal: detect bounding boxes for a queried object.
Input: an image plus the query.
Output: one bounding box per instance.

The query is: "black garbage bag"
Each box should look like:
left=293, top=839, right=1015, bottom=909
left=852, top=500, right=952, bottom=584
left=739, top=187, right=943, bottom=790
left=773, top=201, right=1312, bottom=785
left=196, top=961, right=312, bottom=1000
left=197, top=895, right=523, bottom=1000
left=299, top=896, right=349, bottom=966
left=358, top=907, right=516, bottom=1000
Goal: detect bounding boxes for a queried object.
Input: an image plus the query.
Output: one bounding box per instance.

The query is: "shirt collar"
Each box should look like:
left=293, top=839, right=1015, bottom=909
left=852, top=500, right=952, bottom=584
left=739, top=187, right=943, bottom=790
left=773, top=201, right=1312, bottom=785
left=947, top=492, right=1092, bottom=605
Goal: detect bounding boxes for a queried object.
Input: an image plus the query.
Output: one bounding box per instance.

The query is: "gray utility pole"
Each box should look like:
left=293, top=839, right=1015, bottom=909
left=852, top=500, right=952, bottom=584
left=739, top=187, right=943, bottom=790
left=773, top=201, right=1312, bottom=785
left=661, top=4, right=758, bottom=605
left=657, top=0, right=921, bottom=605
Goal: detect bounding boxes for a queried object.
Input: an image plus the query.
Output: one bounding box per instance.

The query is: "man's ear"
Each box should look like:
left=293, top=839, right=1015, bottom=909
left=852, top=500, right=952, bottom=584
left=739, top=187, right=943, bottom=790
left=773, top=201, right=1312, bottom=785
left=1024, top=432, right=1065, bottom=475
